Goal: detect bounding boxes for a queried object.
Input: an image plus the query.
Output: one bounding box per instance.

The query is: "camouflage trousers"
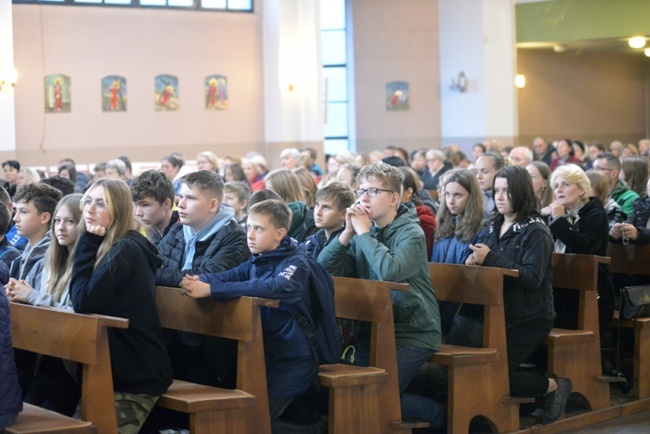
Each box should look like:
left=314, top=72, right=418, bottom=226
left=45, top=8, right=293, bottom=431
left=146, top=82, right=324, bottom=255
left=114, top=392, right=160, bottom=434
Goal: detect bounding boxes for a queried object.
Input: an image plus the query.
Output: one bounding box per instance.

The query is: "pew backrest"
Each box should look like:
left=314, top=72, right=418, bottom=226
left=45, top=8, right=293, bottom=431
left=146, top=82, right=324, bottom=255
left=608, top=242, right=650, bottom=276
left=428, top=262, right=517, bottom=351
left=10, top=303, right=128, bottom=434
left=155, top=286, right=278, bottom=434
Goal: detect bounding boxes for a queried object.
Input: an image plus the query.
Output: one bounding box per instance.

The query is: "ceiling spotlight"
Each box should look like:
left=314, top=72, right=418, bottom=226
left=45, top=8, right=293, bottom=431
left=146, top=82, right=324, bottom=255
left=645, top=48, right=650, bottom=57
left=629, top=36, right=646, bottom=49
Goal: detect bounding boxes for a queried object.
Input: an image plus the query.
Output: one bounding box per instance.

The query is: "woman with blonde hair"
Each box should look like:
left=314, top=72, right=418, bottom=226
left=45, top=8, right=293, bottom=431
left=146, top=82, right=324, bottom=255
left=265, top=169, right=315, bottom=241
left=622, top=143, right=640, bottom=159
left=70, top=179, right=173, bottom=432
left=196, top=151, right=219, bottom=173
left=292, top=167, right=318, bottom=208
left=542, top=164, right=614, bottom=338
left=17, top=168, right=41, bottom=189
left=243, top=155, right=268, bottom=192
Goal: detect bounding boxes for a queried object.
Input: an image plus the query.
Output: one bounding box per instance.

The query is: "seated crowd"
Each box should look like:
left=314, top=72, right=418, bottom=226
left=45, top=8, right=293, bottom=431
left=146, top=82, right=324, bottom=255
left=2, top=136, right=650, bottom=434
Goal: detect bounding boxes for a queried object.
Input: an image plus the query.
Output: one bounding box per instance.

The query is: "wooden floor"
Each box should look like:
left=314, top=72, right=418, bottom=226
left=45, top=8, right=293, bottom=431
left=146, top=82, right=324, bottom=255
left=562, top=409, right=650, bottom=433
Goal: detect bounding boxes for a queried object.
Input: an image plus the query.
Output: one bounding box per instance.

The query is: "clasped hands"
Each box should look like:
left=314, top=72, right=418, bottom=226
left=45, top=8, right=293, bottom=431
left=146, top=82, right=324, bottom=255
left=179, top=275, right=211, bottom=299
left=339, top=202, right=372, bottom=245
left=4, top=278, right=32, bottom=302
left=466, top=243, right=490, bottom=266
left=540, top=202, right=566, bottom=220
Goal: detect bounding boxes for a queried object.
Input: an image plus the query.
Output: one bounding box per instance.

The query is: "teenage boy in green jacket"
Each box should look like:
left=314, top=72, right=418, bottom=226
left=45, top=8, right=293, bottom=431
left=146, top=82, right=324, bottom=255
left=318, top=162, right=444, bottom=429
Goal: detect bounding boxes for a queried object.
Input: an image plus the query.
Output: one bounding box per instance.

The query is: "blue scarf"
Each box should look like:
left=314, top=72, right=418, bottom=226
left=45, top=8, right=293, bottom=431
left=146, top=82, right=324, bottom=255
left=182, top=205, right=237, bottom=271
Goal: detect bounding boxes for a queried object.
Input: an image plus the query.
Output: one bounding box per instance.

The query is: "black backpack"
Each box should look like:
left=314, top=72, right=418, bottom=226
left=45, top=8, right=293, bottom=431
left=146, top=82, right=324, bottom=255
left=288, top=257, right=341, bottom=365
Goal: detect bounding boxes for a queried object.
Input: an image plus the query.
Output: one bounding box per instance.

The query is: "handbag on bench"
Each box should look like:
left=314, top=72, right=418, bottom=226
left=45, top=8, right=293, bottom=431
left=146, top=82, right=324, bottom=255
left=620, top=285, right=650, bottom=320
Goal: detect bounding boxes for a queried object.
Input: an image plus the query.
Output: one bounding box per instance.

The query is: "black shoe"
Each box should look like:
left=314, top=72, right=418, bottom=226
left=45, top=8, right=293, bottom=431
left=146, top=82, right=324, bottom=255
left=539, top=377, right=572, bottom=425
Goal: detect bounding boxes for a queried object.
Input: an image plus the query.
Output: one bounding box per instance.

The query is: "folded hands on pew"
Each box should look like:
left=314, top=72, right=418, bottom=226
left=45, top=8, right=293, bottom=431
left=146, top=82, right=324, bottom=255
left=180, top=274, right=210, bottom=299
left=4, top=278, right=32, bottom=303
left=467, top=243, right=489, bottom=266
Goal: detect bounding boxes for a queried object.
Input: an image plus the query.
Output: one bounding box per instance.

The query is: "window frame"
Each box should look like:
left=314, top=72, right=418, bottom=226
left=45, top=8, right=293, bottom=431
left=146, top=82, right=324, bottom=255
left=11, top=0, right=254, bottom=13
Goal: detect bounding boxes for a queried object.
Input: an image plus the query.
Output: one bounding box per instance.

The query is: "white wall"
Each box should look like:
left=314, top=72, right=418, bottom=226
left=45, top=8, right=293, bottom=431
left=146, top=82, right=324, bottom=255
left=263, top=0, right=323, bottom=144
left=351, top=0, right=441, bottom=154
left=0, top=0, right=16, bottom=153
left=439, top=0, right=518, bottom=150
left=11, top=5, right=265, bottom=166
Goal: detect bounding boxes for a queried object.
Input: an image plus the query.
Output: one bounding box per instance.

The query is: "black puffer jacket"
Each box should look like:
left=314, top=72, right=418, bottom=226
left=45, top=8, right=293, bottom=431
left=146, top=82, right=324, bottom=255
left=0, top=290, right=22, bottom=420
left=156, top=221, right=250, bottom=287
left=481, top=214, right=555, bottom=326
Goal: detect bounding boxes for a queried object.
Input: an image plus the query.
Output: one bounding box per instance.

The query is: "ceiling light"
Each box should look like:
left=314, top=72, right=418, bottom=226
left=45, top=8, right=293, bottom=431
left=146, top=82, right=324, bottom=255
left=629, top=36, right=646, bottom=49
left=645, top=48, right=650, bottom=57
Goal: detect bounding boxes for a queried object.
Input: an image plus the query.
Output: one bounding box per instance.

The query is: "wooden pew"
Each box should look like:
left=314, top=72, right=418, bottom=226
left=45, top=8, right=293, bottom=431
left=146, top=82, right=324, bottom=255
left=319, top=277, right=419, bottom=434
left=608, top=242, right=650, bottom=399
left=7, top=405, right=95, bottom=434
left=155, top=286, right=276, bottom=434
left=428, top=262, right=525, bottom=434
left=10, top=302, right=129, bottom=434
left=547, top=253, right=612, bottom=411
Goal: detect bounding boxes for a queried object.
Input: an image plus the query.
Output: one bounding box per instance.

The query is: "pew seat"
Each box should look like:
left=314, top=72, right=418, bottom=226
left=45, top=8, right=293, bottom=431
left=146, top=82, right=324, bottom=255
left=319, top=364, right=388, bottom=388
left=157, top=380, right=255, bottom=413
left=7, top=404, right=96, bottom=434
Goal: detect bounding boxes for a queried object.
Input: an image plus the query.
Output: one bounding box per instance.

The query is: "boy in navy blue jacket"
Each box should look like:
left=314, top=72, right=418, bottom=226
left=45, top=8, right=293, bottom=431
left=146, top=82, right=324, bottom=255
left=181, top=199, right=320, bottom=428
left=304, top=181, right=355, bottom=259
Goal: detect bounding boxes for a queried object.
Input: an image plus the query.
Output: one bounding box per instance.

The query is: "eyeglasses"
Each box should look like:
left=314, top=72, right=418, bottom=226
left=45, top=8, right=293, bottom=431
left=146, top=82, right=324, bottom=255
left=355, top=187, right=394, bottom=198
left=82, top=198, right=107, bottom=213
left=592, top=166, right=614, bottom=172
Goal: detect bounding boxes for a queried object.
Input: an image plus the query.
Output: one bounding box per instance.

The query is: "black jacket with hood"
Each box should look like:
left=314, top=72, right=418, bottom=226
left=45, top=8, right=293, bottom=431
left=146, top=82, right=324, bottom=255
left=71, top=230, right=173, bottom=396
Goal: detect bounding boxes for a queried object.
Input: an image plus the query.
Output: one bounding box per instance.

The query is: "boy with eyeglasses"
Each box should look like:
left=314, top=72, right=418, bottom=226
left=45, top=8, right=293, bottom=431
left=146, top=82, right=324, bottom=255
left=318, top=162, right=444, bottom=430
